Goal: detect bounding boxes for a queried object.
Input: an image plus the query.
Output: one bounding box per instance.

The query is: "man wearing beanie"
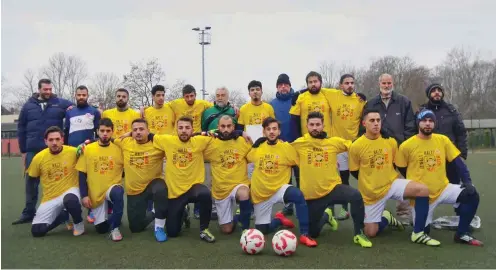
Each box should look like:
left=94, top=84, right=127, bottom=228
left=418, top=84, right=468, bottom=185
left=270, top=74, right=300, bottom=216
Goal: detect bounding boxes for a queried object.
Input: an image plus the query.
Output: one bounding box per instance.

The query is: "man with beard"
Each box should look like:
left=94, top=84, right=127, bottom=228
left=349, top=109, right=437, bottom=246
left=168, top=84, right=213, bottom=133
left=248, top=117, right=317, bottom=247
left=14, top=78, right=74, bottom=225
left=29, top=126, right=84, bottom=237
left=418, top=84, right=468, bottom=185
left=152, top=116, right=217, bottom=243
left=76, top=118, right=125, bottom=241
left=291, top=112, right=371, bottom=247
left=102, top=88, right=141, bottom=139
left=203, top=115, right=252, bottom=234
left=396, top=110, right=483, bottom=246
left=142, top=85, right=175, bottom=135
left=363, top=73, right=416, bottom=225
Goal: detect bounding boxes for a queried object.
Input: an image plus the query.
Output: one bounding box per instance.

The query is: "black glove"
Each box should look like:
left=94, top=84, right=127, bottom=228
left=356, top=92, right=367, bottom=102
left=291, top=89, right=308, bottom=106
left=252, top=137, right=268, bottom=148
left=461, top=182, right=476, bottom=196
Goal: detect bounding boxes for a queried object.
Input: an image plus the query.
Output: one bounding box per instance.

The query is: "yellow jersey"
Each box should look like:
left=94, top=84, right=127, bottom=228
left=28, top=146, right=79, bottom=203
left=144, top=104, right=175, bottom=135
left=348, top=135, right=399, bottom=205
left=153, top=134, right=213, bottom=199
left=396, top=134, right=461, bottom=203
left=168, top=99, right=213, bottom=133
left=113, top=138, right=164, bottom=195
left=75, top=142, right=124, bottom=206
left=204, top=137, right=252, bottom=200
left=238, top=102, right=275, bottom=128
left=291, top=134, right=351, bottom=200
left=247, top=140, right=298, bottom=204
left=102, top=108, right=141, bottom=138
left=289, top=90, right=332, bottom=136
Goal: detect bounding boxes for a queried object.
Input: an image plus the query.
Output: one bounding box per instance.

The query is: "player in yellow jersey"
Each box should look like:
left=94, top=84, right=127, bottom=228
left=248, top=117, right=317, bottom=247
left=203, top=115, right=252, bottom=234
left=396, top=109, right=483, bottom=246
left=142, top=85, right=175, bottom=135
left=349, top=109, right=439, bottom=246
left=101, top=88, right=141, bottom=138
left=75, top=118, right=125, bottom=241
left=29, top=126, right=84, bottom=237
left=114, top=119, right=169, bottom=242
left=291, top=112, right=371, bottom=248
left=152, top=116, right=217, bottom=243
left=168, top=84, right=213, bottom=133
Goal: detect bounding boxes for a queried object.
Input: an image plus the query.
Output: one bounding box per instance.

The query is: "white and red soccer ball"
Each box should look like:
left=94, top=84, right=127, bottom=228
left=240, top=229, right=265, bottom=255
left=272, top=230, right=297, bottom=256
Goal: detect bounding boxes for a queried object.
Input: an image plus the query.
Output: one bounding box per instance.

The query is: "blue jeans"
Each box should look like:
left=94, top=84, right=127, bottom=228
left=21, top=152, right=40, bottom=218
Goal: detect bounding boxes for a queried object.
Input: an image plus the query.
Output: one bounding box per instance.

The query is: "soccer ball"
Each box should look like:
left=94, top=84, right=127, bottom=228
left=240, top=229, right=265, bottom=255
left=272, top=230, right=297, bottom=256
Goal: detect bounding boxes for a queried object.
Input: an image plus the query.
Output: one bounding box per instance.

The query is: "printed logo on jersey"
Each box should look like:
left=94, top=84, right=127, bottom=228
left=183, top=110, right=199, bottom=125
left=114, top=119, right=130, bottom=136
left=220, top=149, right=240, bottom=169
left=172, top=147, right=193, bottom=168
left=418, top=149, right=442, bottom=172
left=306, top=147, right=330, bottom=168
left=130, top=151, right=150, bottom=169
left=47, top=162, right=69, bottom=181
left=257, top=154, right=280, bottom=174
left=92, top=156, right=115, bottom=174
left=336, top=104, right=355, bottom=120
left=367, top=148, right=390, bottom=170
left=151, top=115, right=168, bottom=131
left=306, top=101, right=326, bottom=114
left=249, top=113, right=267, bottom=125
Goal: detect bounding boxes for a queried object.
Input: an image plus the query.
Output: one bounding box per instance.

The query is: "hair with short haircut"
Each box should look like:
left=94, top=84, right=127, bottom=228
left=177, top=116, right=193, bottom=126
left=262, top=117, right=280, bottom=129
left=132, top=118, right=148, bottom=127
left=182, top=84, right=196, bottom=96
left=339, top=74, right=355, bottom=84
left=151, top=85, right=165, bottom=96
left=76, top=85, right=88, bottom=93
left=361, top=108, right=381, bottom=121
left=247, top=80, right=262, bottom=90
left=38, top=78, right=52, bottom=89
left=379, top=73, right=393, bottom=82
left=116, top=88, right=129, bottom=96
left=307, top=111, right=324, bottom=123
left=219, top=115, right=234, bottom=123
left=98, top=118, right=114, bottom=130
left=216, top=86, right=230, bottom=97
left=44, top=126, right=64, bottom=139
left=305, top=71, right=322, bottom=84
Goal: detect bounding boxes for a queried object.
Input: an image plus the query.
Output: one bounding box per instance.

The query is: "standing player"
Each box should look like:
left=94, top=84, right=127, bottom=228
left=29, top=126, right=84, bottom=237
left=247, top=117, right=317, bottom=247
left=142, top=85, right=175, bottom=135
left=291, top=112, right=371, bottom=247
left=114, top=119, right=169, bottom=242
left=395, top=110, right=483, bottom=246
left=349, top=109, right=438, bottom=246
left=76, top=118, right=125, bottom=241
left=168, top=84, right=213, bottom=133
left=102, top=88, right=141, bottom=139
left=204, top=115, right=252, bottom=234
left=152, top=116, right=216, bottom=243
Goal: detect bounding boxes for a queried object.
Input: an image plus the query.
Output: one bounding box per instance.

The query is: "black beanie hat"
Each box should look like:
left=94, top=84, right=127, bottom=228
left=425, top=83, right=444, bottom=98
left=276, top=74, right=291, bottom=86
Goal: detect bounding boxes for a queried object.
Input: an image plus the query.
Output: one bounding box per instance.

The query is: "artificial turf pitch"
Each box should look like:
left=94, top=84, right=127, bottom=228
left=2, top=153, right=496, bottom=269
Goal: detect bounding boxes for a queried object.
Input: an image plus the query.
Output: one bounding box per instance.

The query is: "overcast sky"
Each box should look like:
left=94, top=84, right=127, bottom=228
left=2, top=0, right=496, bottom=100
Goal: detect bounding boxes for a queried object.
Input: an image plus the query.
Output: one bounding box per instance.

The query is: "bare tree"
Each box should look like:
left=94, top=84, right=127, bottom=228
left=90, top=72, right=122, bottom=110
left=319, top=61, right=341, bottom=88
left=41, top=52, right=87, bottom=100
left=66, top=56, right=88, bottom=99
left=123, top=58, right=165, bottom=108
left=208, top=88, right=248, bottom=109
left=165, top=80, right=186, bottom=102
left=2, top=69, right=42, bottom=112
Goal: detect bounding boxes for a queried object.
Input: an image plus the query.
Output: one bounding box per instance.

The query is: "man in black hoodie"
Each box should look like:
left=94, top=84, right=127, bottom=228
left=418, top=84, right=468, bottom=184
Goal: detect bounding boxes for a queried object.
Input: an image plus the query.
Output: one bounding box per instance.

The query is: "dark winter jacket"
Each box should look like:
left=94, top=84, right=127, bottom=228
left=201, top=102, right=237, bottom=132
left=418, top=100, right=468, bottom=159
left=270, top=88, right=294, bottom=142
left=363, top=91, right=416, bottom=145
left=17, top=93, right=73, bottom=153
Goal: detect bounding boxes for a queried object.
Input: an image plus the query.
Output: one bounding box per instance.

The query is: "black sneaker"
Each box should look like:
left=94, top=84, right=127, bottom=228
left=455, top=233, right=483, bottom=246
left=12, top=216, right=33, bottom=225
left=200, top=229, right=216, bottom=243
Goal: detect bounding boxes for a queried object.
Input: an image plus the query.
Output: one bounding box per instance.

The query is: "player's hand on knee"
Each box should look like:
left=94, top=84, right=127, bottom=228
left=82, top=197, right=92, bottom=209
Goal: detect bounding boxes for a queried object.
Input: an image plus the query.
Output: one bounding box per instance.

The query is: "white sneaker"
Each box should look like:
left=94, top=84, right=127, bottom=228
left=73, top=222, right=85, bottom=236
left=110, top=227, right=123, bottom=242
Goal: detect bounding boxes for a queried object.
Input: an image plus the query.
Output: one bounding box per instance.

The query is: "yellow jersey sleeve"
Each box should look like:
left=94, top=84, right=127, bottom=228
left=395, top=142, right=409, bottom=168
left=75, top=152, right=88, bottom=173
left=285, top=143, right=298, bottom=166
left=27, top=151, right=43, bottom=178
left=289, top=96, right=302, bottom=116
left=153, top=134, right=173, bottom=151
left=238, top=104, right=248, bottom=125
left=267, top=103, right=275, bottom=118
left=444, top=136, right=461, bottom=162
left=348, top=141, right=360, bottom=172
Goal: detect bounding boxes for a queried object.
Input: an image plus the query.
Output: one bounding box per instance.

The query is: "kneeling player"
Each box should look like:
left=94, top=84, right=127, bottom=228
left=248, top=117, right=317, bottom=247
left=396, top=110, right=483, bottom=246
left=204, top=116, right=253, bottom=234
left=76, top=118, right=125, bottom=241
left=349, top=109, right=437, bottom=246
left=292, top=112, right=371, bottom=247
left=30, top=127, right=84, bottom=237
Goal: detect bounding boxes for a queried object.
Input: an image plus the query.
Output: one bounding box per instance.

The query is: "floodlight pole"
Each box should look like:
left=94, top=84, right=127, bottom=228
left=192, top=26, right=211, bottom=100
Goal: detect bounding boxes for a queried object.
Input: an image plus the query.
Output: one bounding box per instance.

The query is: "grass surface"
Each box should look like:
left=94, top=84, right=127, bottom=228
left=2, top=154, right=496, bottom=269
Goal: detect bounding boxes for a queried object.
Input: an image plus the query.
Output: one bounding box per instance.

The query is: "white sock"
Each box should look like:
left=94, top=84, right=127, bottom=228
left=155, top=218, right=165, bottom=230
